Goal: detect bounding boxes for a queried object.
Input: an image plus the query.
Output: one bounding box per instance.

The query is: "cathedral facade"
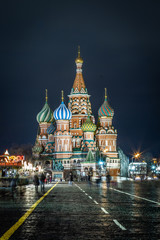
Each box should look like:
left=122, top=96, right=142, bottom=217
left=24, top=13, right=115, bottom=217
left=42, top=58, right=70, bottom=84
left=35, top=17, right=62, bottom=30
left=32, top=49, right=120, bottom=178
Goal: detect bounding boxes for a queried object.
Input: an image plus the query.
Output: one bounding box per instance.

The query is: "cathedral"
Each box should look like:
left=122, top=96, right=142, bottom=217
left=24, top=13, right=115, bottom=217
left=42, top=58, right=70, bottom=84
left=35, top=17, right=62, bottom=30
left=32, top=48, right=120, bottom=178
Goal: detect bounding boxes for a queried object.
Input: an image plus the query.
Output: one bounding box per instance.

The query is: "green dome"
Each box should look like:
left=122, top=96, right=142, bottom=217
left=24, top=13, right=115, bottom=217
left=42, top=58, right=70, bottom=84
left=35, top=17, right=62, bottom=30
left=81, top=116, right=96, bottom=132
left=32, top=137, right=43, bottom=154
left=37, top=102, right=53, bottom=123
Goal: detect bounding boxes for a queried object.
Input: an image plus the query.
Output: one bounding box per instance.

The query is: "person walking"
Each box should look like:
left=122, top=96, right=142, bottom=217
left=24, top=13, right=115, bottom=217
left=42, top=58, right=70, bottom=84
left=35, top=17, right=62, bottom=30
left=49, top=175, right=52, bottom=183
left=10, top=177, right=17, bottom=195
left=69, top=172, right=73, bottom=185
left=87, top=172, right=92, bottom=188
left=33, top=174, right=39, bottom=193
left=40, top=172, right=46, bottom=192
left=106, top=172, right=111, bottom=188
left=46, top=174, right=50, bottom=184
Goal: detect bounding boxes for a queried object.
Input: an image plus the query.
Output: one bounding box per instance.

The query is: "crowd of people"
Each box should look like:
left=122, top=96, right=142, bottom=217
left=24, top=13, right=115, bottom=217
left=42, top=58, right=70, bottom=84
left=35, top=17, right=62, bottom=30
left=9, top=170, right=112, bottom=197
left=33, top=171, right=112, bottom=193
left=68, top=171, right=112, bottom=188
left=33, top=172, right=52, bottom=193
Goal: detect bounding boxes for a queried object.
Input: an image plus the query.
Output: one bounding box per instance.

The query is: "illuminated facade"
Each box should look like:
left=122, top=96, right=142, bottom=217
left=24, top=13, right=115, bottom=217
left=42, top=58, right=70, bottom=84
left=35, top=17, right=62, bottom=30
left=32, top=48, right=120, bottom=177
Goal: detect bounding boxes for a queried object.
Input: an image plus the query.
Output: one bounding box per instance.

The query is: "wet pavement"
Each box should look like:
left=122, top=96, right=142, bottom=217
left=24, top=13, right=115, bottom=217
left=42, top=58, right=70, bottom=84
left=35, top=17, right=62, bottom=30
left=0, top=180, right=160, bottom=240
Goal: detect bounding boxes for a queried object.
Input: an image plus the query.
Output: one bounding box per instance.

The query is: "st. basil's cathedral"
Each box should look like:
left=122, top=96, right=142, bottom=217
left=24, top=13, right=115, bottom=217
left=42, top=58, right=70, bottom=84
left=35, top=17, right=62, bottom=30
left=32, top=48, right=120, bottom=179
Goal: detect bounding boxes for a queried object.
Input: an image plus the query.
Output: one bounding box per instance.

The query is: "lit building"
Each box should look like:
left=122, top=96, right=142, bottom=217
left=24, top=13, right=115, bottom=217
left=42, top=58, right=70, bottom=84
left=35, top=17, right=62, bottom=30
left=32, top=48, right=120, bottom=178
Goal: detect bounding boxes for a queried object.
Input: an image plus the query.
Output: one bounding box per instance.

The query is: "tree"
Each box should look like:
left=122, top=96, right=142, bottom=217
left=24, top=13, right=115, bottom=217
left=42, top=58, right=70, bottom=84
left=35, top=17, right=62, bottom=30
left=140, top=152, right=153, bottom=174
left=9, top=143, right=32, bottom=161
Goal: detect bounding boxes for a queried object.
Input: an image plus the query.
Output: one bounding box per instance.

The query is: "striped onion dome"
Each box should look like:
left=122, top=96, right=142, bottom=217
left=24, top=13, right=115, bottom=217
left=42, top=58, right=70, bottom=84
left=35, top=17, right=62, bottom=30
left=98, top=89, right=114, bottom=117
left=37, top=102, right=53, bottom=123
left=36, top=90, right=54, bottom=123
left=47, top=122, right=56, bottom=134
left=54, top=101, right=72, bottom=120
left=81, top=116, right=96, bottom=132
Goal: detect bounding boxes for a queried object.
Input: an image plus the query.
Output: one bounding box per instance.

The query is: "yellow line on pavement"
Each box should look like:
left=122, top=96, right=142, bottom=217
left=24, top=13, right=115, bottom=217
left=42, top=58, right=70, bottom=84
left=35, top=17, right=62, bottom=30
left=0, top=181, right=59, bottom=240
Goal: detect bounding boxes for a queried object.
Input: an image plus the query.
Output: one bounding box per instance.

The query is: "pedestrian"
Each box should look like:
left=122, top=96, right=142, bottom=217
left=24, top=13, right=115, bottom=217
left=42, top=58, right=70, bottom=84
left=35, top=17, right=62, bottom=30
left=96, top=175, right=101, bottom=188
left=46, top=174, right=50, bottom=184
left=10, top=177, right=17, bottom=195
left=40, top=172, right=46, bottom=192
left=33, top=174, right=39, bottom=193
left=106, top=172, right=111, bottom=188
left=69, top=172, right=73, bottom=185
left=87, top=172, right=92, bottom=188
left=49, top=175, right=52, bottom=183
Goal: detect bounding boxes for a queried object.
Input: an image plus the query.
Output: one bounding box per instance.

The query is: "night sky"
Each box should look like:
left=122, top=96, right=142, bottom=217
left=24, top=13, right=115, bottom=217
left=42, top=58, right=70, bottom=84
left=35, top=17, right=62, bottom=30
left=0, top=1, right=160, bottom=157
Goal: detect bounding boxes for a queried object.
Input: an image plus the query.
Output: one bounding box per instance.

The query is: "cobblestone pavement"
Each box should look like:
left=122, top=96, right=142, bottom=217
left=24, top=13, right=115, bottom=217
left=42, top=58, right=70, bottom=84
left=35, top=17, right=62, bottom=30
left=0, top=180, right=160, bottom=240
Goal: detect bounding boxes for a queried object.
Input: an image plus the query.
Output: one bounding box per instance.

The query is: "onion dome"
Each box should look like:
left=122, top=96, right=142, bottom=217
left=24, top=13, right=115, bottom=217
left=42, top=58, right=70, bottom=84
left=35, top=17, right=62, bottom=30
left=81, top=116, right=96, bottom=132
left=47, top=122, right=56, bottom=134
left=36, top=89, right=54, bottom=123
left=32, top=136, right=43, bottom=154
left=75, top=46, right=83, bottom=64
left=98, top=88, right=114, bottom=117
left=53, top=90, right=72, bottom=120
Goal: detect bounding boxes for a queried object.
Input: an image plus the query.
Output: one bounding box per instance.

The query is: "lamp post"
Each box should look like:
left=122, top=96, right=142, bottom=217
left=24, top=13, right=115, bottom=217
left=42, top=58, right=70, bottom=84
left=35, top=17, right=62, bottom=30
left=132, top=153, right=140, bottom=163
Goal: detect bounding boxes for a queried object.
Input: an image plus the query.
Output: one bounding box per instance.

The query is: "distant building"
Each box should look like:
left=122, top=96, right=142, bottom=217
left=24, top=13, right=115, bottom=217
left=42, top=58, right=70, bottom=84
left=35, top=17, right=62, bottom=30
left=118, top=147, right=129, bottom=177
left=32, top=48, right=120, bottom=178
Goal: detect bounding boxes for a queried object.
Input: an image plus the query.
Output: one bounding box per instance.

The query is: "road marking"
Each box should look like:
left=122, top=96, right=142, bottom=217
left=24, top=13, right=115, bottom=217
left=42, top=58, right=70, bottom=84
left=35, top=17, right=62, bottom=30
left=0, top=182, right=59, bottom=240
left=101, top=207, right=109, bottom=214
left=75, top=183, right=127, bottom=231
left=113, top=219, right=126, bottom=230
left=110, top=188, right=160, bottom=205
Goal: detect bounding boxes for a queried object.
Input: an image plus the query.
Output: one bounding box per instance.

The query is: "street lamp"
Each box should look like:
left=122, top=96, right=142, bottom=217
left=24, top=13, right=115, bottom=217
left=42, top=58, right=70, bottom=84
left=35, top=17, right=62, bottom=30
left=132, top=152, right=140, bottom=163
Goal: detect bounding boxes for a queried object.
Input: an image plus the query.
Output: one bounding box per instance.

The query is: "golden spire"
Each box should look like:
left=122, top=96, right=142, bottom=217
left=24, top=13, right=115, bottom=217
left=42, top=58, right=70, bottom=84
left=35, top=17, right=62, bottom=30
left=61, top=90, right=64, bottom=102
left=105, top=88, right=107, bottom=100
left=75, top=45, right=83, bottom=64
left=78, top=45, right=80, bottom=58
left=45, top=89, right=48, bottom=102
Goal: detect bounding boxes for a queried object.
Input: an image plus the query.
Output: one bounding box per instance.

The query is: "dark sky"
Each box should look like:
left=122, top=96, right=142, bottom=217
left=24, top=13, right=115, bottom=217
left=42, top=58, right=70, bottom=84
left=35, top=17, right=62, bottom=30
left=0, top=0, right=160, bottom=157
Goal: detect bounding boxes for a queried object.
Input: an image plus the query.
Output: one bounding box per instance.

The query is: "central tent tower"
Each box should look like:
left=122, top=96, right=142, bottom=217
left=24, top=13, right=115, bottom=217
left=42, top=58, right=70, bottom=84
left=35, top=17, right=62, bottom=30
left=68, top=47, right=95, bottom=150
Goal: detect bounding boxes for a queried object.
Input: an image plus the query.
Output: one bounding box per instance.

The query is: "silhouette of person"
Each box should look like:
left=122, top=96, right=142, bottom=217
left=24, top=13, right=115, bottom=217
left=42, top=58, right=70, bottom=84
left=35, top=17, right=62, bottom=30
left=106, top=172, right=111, bottom=188
left=33, top=174, right=39, bottom=193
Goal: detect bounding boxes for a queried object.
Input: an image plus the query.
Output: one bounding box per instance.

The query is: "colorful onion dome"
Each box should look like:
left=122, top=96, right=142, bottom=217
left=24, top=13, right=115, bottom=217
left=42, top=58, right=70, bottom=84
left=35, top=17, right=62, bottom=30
left=47, top=122, right=56, bottom=134
left=53, top=90, right=72, bottom=120
left=36, top=89, right=54, bottom=123
left=98, top=88, right=114, bottom=117
left=81, top=116, right=96, bottom=132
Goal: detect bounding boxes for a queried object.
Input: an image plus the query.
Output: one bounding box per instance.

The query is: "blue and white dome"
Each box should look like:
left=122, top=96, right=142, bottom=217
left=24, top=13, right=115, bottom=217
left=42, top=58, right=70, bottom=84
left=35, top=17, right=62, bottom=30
left=54, top=101, right=72, bottom=120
